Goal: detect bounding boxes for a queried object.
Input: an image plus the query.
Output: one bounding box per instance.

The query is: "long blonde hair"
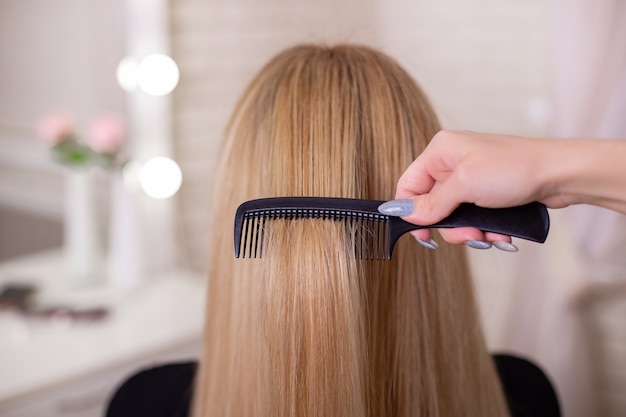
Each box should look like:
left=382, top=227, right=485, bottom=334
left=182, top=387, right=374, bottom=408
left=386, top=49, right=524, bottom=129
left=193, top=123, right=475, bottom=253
left=194, top=44, right=510, bottom=417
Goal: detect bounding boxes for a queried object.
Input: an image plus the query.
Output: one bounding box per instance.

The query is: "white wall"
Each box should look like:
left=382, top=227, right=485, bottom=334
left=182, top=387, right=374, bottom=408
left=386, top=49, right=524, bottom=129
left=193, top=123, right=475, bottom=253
left=0, top=0, right=125, bottom=220
left=0, top=0, right=553, bottom=267
left=170, top=0, right=553, bottom=270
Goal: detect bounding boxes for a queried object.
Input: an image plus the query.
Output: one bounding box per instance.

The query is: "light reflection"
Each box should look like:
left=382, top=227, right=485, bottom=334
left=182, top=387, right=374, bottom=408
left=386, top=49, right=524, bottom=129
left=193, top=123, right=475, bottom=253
left=137, top=54, right=180, bottom=96
left=138, top=157, right=182, bottom=199
left=116, top=56, right=140, bottom=93
left=122, top=160, right=142, bottom=190
left=116, top=54, right=180, bottom=96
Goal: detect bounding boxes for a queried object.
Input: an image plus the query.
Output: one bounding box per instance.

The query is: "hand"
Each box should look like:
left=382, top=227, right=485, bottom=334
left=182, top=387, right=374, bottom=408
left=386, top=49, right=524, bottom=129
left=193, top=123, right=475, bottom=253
left=381, top=130, right=564, bottom=250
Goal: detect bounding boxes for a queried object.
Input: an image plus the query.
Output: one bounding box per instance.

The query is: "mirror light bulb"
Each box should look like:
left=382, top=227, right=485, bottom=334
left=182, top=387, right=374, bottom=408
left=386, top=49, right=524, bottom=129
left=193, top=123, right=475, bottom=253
left=116, top=56, right=140, bottom=92
left=137, top=54, right=180, bottom=96
left=139, top=157, right=182, bottom=199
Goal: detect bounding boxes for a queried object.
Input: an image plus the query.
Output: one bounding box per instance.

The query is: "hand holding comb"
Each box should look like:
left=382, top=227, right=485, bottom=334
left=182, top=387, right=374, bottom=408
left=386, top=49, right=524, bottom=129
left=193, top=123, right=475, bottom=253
left=234, top=197, right=549, bottom=260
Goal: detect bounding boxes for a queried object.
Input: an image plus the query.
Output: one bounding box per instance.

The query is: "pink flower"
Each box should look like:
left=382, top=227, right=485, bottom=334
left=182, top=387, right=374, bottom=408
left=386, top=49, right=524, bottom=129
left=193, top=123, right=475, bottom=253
left=38, top=112, right=75, bottom=146
left=88, top=113, right=126, bottom=154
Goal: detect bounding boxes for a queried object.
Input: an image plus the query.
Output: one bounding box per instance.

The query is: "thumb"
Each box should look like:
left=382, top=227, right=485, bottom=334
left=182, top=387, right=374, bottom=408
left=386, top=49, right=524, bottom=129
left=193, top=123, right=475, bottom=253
left=403, top=178, right=464, bottom=225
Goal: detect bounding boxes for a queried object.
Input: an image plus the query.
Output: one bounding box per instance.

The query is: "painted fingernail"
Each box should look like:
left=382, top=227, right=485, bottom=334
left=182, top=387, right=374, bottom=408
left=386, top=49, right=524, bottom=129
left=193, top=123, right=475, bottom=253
left=465, top=240, right=492, bottom=250
left=378, top=199, right=414, bottom=216
left=415, top=237, right=438, bottom=250
left=492, top=241, right=519, bottom=252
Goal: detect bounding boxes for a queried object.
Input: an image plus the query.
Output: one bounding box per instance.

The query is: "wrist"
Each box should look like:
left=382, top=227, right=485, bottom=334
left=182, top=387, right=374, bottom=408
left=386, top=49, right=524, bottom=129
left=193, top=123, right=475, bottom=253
left=524, top=138, right=569, bottom=208
left=545, top=139, right=626, bottom=211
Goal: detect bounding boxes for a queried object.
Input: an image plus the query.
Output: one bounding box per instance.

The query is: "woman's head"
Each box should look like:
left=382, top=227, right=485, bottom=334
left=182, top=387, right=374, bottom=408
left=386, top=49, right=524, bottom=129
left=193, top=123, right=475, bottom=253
left=214, top=44, right=439, bottom=204
left=196, top=45, right=509, bottom=417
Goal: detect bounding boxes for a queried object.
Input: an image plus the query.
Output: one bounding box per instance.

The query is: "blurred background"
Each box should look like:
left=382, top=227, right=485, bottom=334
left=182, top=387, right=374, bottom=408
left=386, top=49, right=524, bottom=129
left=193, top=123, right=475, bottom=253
left=0, top=0, right=624, bottom=416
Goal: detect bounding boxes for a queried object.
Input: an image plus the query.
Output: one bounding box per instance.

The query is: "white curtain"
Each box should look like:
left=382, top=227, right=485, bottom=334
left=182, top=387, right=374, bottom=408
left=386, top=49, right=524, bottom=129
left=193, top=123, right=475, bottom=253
left=503, top=1, right=626, bottom=417
left=552, top=0, right=626, bottom=262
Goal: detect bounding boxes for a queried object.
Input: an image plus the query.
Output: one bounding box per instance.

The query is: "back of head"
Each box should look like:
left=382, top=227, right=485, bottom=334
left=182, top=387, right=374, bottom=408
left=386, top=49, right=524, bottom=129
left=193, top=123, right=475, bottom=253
left=196, top=45, right=509, bottom=417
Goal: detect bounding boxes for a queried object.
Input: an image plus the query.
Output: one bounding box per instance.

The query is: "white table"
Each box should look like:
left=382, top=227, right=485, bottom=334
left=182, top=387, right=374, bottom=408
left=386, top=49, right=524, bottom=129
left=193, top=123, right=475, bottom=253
left=0, top=251, right=205, bottom=417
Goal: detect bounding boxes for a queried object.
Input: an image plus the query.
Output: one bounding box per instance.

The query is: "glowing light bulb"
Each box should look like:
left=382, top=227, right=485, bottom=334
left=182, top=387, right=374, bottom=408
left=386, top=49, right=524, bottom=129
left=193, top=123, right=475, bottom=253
left=116, top=56, right=140, bottom=92
left=139, top=157, right=182, bottom=199
left=137, top=54, right=180, bottom=96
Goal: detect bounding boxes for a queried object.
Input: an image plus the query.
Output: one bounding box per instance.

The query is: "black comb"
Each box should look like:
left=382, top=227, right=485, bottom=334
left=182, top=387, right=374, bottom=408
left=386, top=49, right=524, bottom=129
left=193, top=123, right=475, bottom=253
left=234, top=197, right=550, bottom=260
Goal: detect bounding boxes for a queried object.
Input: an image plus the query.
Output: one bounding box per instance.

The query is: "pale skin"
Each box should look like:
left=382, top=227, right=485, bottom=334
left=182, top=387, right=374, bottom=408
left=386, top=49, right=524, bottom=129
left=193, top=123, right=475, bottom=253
left=394, top=130, right=626, bottom=247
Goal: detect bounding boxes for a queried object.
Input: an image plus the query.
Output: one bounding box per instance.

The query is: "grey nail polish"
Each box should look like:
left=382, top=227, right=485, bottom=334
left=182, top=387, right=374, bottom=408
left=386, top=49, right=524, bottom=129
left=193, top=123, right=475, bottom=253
left=465, top=240, right=492, bottom=250
left=492, top=241, right=519, bottom=252
left=415, top=237, right=438, bottom=250
left=378, top=199, right=414, bottom=217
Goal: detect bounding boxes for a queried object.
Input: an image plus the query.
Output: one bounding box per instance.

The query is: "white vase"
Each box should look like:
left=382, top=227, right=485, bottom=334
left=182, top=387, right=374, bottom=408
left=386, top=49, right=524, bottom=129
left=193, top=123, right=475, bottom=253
left=108, top=175, right=144, bottom=293
left=64, top=169, right=103, bottom=286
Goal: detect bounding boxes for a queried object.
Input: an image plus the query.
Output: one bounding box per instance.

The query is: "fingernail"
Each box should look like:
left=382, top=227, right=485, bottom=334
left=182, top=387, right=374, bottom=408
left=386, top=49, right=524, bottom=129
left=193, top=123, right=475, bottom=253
left=492, top=241, right=519, bottom=252
left=465, top=240, right=492, bottom=250
left=378, top=199, right=414, bottom=216
left=415, top=237, right=438, bottom=250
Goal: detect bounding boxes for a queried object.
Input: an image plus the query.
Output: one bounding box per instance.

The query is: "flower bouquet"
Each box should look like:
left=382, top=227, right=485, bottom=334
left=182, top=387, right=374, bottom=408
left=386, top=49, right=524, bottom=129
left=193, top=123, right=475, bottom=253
left=38, top=111, right=126, bottom=286
left=38, top=112, right=126, bottom=168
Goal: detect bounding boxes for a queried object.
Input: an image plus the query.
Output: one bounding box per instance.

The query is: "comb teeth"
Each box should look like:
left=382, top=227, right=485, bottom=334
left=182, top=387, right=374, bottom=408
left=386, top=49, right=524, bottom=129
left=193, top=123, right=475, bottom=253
left=236, top=208, right=390, bottom=260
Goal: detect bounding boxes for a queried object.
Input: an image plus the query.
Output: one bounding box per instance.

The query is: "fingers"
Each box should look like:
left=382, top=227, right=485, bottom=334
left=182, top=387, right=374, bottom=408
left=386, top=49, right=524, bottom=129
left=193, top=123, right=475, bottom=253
left=400, top=174, right=466, bottom=226
left=382, top=177, right=519, bottom=251
left=409, top=229, right=518, bottom=252
left=387, top=130, right=522, bottom=252
left=409, top=229, right=439, bottom=250
left=395, top=157, right=436, bottom=201
left=484, top=232, right=512, bottom=244
left=437, top=229, right=517, bottom=251
left=437, top=227, right=485, bottom=244
left=395, top=134, right=446, bottom=199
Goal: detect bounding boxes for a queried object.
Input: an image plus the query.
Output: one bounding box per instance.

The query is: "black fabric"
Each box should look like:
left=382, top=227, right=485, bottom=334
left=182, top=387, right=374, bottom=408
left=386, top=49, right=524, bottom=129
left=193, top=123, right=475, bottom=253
left=106, top=355, right=560, bottom=417
left=493, top=354, right=561, bottom=417
left=106, top=362, right=196, bottom=417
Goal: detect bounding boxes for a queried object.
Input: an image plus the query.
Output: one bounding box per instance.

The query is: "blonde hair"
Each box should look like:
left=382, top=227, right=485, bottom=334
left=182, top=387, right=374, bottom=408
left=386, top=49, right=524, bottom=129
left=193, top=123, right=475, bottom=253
left=194, top=44, right=510, bottom=417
